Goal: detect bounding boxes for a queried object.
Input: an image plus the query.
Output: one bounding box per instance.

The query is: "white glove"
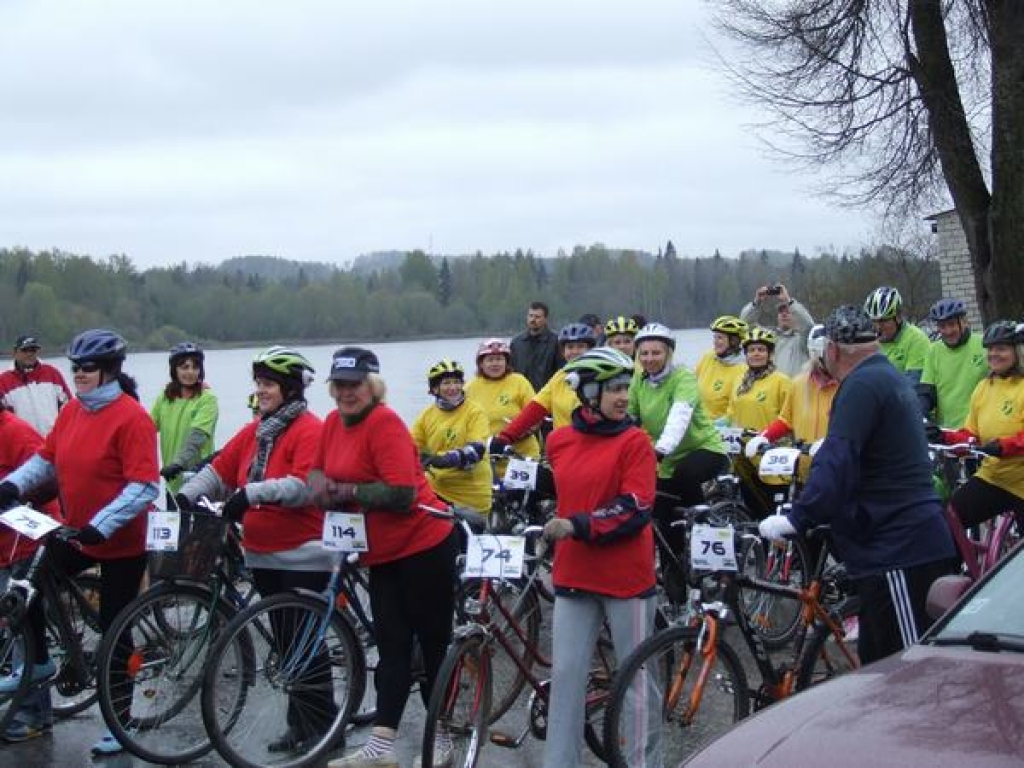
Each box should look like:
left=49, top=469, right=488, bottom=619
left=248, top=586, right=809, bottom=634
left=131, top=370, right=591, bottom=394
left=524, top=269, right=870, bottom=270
left=759, top=515, right=796, bottom=540
left=808, top=439, right=824, bottom=459
left=744, top=435, right=770, bottom=459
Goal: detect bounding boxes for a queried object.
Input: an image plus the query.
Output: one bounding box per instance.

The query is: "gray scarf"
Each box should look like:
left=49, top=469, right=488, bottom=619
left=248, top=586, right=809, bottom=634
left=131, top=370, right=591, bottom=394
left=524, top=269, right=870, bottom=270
left=248, top=399, right=307, bottom=483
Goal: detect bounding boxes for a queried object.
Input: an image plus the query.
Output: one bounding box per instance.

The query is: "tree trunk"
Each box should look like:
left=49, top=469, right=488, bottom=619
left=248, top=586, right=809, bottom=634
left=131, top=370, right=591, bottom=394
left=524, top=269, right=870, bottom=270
left=986, top=0, right=1024, bottom=321
left=907, top=1, right=995, bottom=318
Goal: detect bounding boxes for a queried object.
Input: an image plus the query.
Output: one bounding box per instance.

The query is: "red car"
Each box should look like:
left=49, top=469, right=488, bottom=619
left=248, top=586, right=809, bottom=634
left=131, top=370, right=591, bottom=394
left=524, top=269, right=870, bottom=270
left=684, top=547, right=1024, bottom=767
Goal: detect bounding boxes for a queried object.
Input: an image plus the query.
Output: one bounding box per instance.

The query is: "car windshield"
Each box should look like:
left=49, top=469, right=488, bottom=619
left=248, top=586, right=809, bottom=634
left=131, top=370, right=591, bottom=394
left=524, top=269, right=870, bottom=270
left=933, top=546, right=1024, bottom=643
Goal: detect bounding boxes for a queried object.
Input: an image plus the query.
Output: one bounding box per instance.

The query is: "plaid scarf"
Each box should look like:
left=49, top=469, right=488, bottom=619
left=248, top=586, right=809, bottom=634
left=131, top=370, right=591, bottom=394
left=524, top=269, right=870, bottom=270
left=736, top=363, right=776, bottom=397
left=247, top=399, right=307, bottom=483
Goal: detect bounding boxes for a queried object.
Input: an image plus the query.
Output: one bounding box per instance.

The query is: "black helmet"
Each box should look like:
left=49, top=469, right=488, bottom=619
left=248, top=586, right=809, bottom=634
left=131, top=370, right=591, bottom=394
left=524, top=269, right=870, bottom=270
left=928, top=298, right=967, bottom=322
left=982, top=320, right=1023, bottom=348
left=67, top=329, right=127, bottom=365
left=823, top=306, right=878, bottom=344
left=169, top=341, right=205, bottom=384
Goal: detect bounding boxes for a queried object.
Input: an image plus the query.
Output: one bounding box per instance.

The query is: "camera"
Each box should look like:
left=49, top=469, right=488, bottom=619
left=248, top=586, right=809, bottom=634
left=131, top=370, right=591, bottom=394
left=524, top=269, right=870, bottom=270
left=766, top=285, right=782, bottom=296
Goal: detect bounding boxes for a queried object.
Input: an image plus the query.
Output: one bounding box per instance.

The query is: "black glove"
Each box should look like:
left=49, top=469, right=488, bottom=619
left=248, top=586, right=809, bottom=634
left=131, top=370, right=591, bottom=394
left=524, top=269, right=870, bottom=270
left=980, top=439, right=1004, bottom=457
left=76, top=525, right=106, bottom=546
left=53, top=525, right=105, bottom=546
left=172, top=493, right=196, bottom=511
left=160, top=464, right=184, bottom=481
left=488, top=436, right=511, bottom=456
left=222, top=488, right=250, bottom=523
left=0, top=481, right=21, bottom=509
left=923, top=420, right=943, bottom=443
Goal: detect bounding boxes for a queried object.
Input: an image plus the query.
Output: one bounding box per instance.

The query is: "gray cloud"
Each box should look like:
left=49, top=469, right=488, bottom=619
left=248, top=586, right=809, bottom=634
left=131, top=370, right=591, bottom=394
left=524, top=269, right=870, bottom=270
left=0, top=0, right=874, bottom=267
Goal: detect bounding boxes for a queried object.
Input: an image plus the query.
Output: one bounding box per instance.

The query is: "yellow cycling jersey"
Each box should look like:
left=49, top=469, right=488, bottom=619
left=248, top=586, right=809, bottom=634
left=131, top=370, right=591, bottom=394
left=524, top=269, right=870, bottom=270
left=695, top=351, right=746, bottom=420
left=779, top=370, right=837, bottom=444
left=533, top=369, right=580, bottom=429
left=410, top=399, right=493, bottom=512
left=464, top=373, right=541, bottom=460
left=965, top=375, right=1024, bottom=500
left=727, top=371, right=793, bottom=432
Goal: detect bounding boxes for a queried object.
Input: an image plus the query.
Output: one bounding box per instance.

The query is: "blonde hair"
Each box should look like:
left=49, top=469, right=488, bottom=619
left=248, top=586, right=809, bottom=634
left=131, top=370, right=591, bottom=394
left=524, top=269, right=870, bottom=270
left=328, top=373, right=387, bottom=403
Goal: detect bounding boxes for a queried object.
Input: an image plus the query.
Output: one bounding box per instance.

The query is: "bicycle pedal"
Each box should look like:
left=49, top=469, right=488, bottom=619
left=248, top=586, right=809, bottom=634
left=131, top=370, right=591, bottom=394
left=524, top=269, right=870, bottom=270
left=489, top=730, right=523, bottom=748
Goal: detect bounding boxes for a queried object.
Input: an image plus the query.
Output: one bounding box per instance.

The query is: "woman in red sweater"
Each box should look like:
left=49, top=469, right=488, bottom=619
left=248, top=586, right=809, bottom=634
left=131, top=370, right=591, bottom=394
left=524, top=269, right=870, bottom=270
left=0, top=329, right=159, bottom=753
left=177, top=345, right=332, bottom=754
left=308, top=346, right=456, bottom=768
left=541, top=347, right=658, bottom=768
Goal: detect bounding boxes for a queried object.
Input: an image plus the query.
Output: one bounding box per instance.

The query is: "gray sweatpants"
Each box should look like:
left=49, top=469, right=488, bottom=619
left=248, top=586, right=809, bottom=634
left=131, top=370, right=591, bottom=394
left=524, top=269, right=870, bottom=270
left=543, top=591, right=659, bottom=768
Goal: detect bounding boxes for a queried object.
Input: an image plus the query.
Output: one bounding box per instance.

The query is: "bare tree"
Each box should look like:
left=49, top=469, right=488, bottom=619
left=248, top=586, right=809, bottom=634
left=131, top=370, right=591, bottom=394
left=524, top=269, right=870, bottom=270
left=712, top=0, right=1024, bottom=321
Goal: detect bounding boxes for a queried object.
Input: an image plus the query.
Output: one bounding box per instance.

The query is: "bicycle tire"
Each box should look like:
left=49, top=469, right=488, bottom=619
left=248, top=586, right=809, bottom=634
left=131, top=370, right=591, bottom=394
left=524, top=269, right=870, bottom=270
left=603, top=625, right=749, bottom=768
left=0, top=619, right=36, bottom=734
left=421, top=633, right=492, bottom=768
left=201, top=591, right=365, bottom=768
left=96, top=581, right=241, bottom=764
left=48, top=571, right=101, bottom=717
left=486, top=582, right=542, bottom=724
left=583, top=645, right=613, bottom=763
left=990, top=513, right=1022, bottom=571
left=795, top=595, right=861, bottom=690
left=736, top=534, right=809, bottom=650
left=340, top=566, right=377, bottom=727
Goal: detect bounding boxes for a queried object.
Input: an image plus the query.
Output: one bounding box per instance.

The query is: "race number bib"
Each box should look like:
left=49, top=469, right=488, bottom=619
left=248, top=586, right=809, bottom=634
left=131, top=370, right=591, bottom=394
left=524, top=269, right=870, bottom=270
left=759, top=447, right=801, bottom=478
left=146, top=511, right=182, bottom=552
left=464, top=534, right=526, bottom=579
left=717, top=427, right=745, bottom=456
left=502, top=458, right=538, bottom=490
left=690, top=524, right=737, bottom=572
left=0, top=505, right=61, bottom=541
left=322, top=511, right=369, bottom=552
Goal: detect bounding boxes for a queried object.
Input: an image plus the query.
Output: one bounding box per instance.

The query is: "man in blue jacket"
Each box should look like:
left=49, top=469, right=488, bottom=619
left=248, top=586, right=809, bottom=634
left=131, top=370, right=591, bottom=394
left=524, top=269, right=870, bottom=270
left=760, top=305, right=956, bottom=664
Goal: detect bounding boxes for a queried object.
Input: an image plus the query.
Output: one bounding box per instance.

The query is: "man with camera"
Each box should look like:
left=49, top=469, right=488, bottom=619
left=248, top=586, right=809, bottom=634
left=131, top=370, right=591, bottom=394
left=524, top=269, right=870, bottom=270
left=740, top=283, right=815, bottom=376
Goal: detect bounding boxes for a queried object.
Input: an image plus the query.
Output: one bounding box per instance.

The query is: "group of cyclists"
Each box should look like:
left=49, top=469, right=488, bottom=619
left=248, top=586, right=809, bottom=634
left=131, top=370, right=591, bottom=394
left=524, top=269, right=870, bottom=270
left=0, top=279, right=1020, bottom=767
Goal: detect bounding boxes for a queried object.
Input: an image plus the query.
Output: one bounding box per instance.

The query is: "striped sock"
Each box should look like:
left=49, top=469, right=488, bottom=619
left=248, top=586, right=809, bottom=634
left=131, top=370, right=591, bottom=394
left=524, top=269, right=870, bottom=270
left=360, top=732, right=395, bottom=758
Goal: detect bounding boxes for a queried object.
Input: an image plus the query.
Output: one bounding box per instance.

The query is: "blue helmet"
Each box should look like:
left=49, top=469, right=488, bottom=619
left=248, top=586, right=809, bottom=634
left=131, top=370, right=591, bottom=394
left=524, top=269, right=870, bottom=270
left=558, top=323, right=598, bottom=348
left=928, top=298, right=967, bottom=322
left=67, top=329, right=127, bottom=364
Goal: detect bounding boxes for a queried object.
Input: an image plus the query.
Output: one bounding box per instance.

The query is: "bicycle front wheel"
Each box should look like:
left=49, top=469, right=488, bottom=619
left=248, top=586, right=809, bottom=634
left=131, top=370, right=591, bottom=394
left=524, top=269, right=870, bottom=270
left=421, top=633, right=492, bottom=768
left=96, top=581, right=240, bottom=764
left=603, top=625, right=749, bottom=768
left=201, top=592, right=364, bottom=768
left=736, top=534, right=809, bottom=650
left=0, top=619, right=35, bottom=734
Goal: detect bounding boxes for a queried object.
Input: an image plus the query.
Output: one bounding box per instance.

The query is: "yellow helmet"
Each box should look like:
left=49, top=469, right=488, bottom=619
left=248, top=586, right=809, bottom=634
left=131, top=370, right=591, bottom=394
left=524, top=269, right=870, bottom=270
left=604, top=315, right=639, bottom=337
left=710, top=315, right=748, bottom=338
left=742, top=327, right=776, bottom=350
left=427, top=359, right=465, bottom=390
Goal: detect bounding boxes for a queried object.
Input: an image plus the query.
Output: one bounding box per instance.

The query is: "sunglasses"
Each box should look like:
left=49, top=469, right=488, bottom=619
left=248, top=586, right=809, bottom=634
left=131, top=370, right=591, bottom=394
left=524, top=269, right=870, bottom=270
left=70, top=362, right=102, bottom=374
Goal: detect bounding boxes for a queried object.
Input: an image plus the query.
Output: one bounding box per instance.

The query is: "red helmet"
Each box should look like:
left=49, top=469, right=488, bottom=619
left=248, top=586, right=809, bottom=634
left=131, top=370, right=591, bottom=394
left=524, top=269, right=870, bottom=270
left=476, top=338, right=511, bottom=363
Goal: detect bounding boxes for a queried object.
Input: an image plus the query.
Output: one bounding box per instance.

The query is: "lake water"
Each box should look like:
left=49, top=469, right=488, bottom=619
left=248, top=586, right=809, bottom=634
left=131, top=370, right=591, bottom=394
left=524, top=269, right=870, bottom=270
left=47, top=329, right=712, bottom=451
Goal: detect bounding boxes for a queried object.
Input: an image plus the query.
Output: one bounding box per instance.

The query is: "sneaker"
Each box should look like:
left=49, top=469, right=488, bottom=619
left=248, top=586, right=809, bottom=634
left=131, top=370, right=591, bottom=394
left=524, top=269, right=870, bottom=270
left=0, top=658, right=56, bottom=693
left=3, top=716, right=52, bottom=743
left=91, top=730, right=125, bottom=756
left=327, top=749, right=399, bottom=768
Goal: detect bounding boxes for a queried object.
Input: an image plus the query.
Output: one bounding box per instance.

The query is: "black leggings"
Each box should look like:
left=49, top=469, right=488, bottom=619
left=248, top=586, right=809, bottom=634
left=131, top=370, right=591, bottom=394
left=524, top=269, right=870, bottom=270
left=951, top=476, right=1024, bottom=528
left=250, top=567, right=337, bottom=736
left=654, top=450, right=730, bottom=552
left=369, top=528, right=459, bottom=730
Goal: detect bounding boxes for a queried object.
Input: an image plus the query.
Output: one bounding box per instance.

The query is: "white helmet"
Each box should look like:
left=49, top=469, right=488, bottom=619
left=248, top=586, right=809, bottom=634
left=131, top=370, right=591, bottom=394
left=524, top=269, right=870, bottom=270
left=634, top=323, right=676, bottom=351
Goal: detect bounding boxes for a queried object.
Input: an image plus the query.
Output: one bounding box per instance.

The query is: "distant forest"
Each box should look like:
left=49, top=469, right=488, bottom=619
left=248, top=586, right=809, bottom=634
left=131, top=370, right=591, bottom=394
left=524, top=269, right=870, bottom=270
left=0, top=242, right=940, bottom=350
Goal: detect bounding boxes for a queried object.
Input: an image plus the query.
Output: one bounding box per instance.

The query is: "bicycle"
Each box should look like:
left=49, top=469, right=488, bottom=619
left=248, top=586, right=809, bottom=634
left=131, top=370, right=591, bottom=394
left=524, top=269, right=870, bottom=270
left=421, top=520, right=616, bottom=768
left=0, top=506, right=103, bottom=733
left=602, top=507, right=859, bottom=768
left=94, top=500, right=255, bottom=764
left=930, top=441, right=1022, bottom=581
left=198, top=544, right=369, bottom=768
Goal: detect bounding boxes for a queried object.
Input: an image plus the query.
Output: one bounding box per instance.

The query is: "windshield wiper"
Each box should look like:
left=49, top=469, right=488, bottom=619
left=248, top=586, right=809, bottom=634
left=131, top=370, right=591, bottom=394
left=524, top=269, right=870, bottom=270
left=932, top=631, right=1024, bottom=653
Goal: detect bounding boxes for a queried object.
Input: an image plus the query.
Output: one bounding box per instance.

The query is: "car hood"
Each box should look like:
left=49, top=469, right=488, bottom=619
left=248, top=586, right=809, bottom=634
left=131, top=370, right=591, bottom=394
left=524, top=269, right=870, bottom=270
left=685, top=643, right=1024, bottom=767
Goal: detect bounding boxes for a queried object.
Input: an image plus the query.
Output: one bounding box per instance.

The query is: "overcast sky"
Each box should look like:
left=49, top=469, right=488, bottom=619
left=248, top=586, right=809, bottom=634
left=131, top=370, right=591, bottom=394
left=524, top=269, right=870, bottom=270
left=0, top=0, right=882, bottom=270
